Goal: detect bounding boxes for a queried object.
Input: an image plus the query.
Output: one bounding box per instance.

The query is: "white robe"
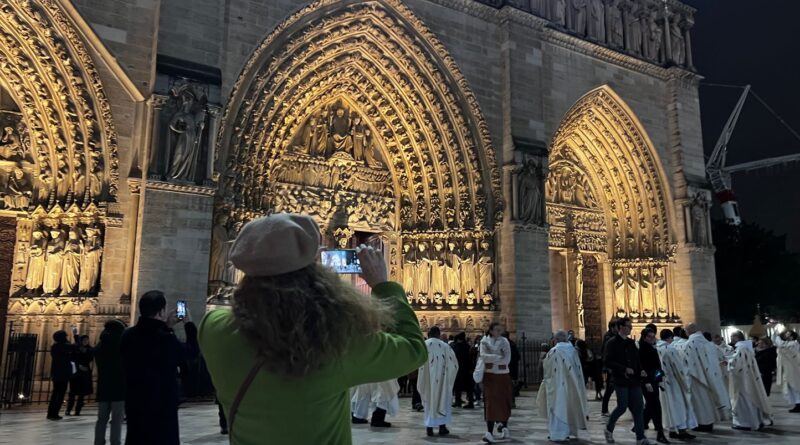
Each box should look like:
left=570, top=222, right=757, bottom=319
left=537, top=342, right=588, bottom=441
left=774, top=335, right=800, bottom=404
left=657, top=340, right=698, bottom=432
left=351, top=379, right=400, bottom=419
left=417, top=338, right=459, bottom=427
left=675, top=332, right=731, bottom=424
left=716, top=343, right=734, bottom=389
left=729, top=340, right=772, bottom=429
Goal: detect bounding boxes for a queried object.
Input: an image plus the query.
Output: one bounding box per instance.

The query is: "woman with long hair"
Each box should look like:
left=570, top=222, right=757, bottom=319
left=480, top=322, right=513, bottom=443
left=199, top=213, right=426, bottom=444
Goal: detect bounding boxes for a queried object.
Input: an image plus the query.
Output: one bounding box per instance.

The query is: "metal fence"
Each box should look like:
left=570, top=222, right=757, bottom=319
left=517, top=333, right=550, bottom=388
left=0, top=333, right=71, bottom=407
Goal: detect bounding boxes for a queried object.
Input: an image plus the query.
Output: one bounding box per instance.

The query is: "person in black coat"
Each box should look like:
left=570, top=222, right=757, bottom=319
left=639, top=328, right=668, bottom=444
left=47, top=330, right=74, bottom=420
left=121, top=290, right=199, bottom=445
left=451, top=332, right=474, bottom=408
left=756, top=337, right=778, bottom=396
left=601, top=317, right=619, bottom=415
left=94, top=319, right=126, bottom=445
left=66, top=334, right=93, bottom=416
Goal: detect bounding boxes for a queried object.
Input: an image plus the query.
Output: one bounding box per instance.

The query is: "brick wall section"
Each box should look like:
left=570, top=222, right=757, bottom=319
left=158, top=0, right=224, bottom=67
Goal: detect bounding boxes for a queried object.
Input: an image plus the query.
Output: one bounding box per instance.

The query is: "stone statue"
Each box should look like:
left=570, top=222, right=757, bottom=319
left=691, top=195, right=708, bottom=246
left=415, top=242, right=431, bottom=301
left=643, top=10, right=663, bottom=61
left=577, top=303, right=585, bottom=328
left=167, top=89, right=206, bottom=181
left=209, top=213, right=231, bottom=283
left=0, top=126, right=23, bottom=160
left=43, top=228, right=66, bottom=295
left=402, top=243, right=416, bottom=301
left=653, top=267, right=668, bottom=317
left=430, top=241, right=446, bottom=301
left=37, top=167, right=53, bottom=202
left=25, top=229, right=47, bottom=292
left=639, top=267, right=653, bottom=317
left=550, top=0, right=567, bottom=26
left=604, top=0, right=623, bottom=47
left=445, top=242, right=461, bottom=302
left=330, top=108, right=353, bottom=155
left=363, top=128, right=382, bottom=168
left=613, top=267, right=626, bottom=315
left=315, top=109, right=330, bottom=156
left=477, top=241, right=493, bottom=298
left=586, top=0, right=605, bottom=41
left=297, top=116, right=315, bottom=156
left=670, top=19, right=685, bottom=65
left=626, top=267, right=640, bottom=317
left=351, top=114, right=366, bottom=162
left=4, top=167, right=31, bottom=209
left=567, top=0, right=588, bottom=35
left=458, top=241, right=476, bottom=296
left=625, top=1, right=643, bottom=55
left=575, top=254, right=584, bottom=303
left=78, top=225, right=102, bottom=294
left=517, top=159, right=544, bottom=225
left=60, top=226, right=83, bottom=295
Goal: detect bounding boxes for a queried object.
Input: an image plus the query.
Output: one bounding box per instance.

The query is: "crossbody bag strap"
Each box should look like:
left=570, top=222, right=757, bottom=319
left=227, top=357, right=266, bottom=439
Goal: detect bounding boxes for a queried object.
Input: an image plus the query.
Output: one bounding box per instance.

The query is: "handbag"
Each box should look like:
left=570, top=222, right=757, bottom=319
left=472, top=358, right=485, bottom=384
left=227, top=357, right=266, bottom=441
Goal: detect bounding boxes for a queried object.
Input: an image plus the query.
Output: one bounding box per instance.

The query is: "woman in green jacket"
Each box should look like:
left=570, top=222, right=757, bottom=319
left=199, top=213, right=427, bottom=444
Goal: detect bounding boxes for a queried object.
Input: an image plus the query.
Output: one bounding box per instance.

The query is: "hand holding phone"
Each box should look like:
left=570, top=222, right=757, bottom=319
left=176, top=300, right=187, bottom=321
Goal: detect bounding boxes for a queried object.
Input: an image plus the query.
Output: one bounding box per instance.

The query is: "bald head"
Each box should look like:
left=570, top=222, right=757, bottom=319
left=554, top=330, right=568, bottom=343
left=686, top=323, right=698, bottom=335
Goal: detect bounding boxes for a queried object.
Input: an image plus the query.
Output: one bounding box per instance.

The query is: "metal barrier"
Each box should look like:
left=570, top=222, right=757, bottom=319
left=517, top=333, right=551, bottom=388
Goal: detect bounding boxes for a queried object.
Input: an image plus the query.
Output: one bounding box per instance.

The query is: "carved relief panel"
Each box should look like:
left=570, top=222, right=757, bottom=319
left=611, top=261, right=676, bottom=322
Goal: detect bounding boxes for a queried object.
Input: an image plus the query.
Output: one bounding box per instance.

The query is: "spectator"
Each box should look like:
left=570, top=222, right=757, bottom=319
left=46, top=330, right=73, bottom=421
left=601, top=317, right=620, bottom=416
left=755, top=336, right=778, bottom=396
left=480, top=322, right=513, bottom=443
left=198, top=214, right=426, bottom=444
left=576, top=339, right=603, bottom=400
left=66, top=333, right=93, bottom=416
left=94, top=319, right=126, bottom=445
left=121, top=290, right=198, bottom=445
left=451, top=332, right=475, bottom=409
left=639, top=328, right=668, bottom=444
left=603, top=317, right=656, bottom=445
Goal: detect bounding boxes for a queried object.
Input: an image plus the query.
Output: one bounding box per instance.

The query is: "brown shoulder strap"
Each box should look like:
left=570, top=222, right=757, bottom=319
left=227, top=357, right=266, bottom=438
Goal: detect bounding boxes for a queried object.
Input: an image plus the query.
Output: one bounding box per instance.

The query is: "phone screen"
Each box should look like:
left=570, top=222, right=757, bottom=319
left=320, top=249, right=362, bottom=274
left=176, top=300, right=187, bottom=320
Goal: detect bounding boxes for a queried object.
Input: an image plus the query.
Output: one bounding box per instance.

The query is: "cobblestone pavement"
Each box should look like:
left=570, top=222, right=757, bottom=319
left=2, top=390, right=799, bottom=444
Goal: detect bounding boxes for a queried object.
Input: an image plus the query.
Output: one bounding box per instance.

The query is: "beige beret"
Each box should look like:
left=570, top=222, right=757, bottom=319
left=229, top=213, right=321, bottom=277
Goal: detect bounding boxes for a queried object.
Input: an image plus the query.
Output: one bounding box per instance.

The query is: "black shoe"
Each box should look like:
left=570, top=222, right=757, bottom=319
left=351, top=416, right=368, bottom=424
left=47, top=416, right=63, bottom=421
left=790, top=404, right=800, bottom=413
left=64, top=411, right=72, bottom=416
left=427, top=427, right=434, bottom=437
left=220, top=428, right=228, bottom=435
left=677, top=431, right=696, bottom=441
left=463, top=402, right=475, bottom=409
left=439, top=426, right=450, bottom=436
left=657, top=432, right=670, bottom=444
left=692, top=424, right=713, bottom=432
left=669, top=432, right=679, bottom=439
left=732, top=425, right=750, bottom=431
left=371, top=420, right=391, bottom=428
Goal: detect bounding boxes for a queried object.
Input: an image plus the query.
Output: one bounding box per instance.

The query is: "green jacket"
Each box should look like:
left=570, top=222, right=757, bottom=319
left=199, top=281, right=426, bottom=445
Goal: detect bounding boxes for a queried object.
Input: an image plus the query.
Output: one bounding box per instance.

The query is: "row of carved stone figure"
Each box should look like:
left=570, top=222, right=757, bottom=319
left=528, top=0, right=690, bottom=66
left=293, top=107, right=384, bottom=167
left=24, top=225, right=103, bottom=296
left=612, top=265, right=669, bottom=319
left=401, top=240, right=494, bottom=306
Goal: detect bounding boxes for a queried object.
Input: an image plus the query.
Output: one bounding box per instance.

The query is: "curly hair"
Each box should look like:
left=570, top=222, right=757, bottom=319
left=232, top=263, right=393, bottom=377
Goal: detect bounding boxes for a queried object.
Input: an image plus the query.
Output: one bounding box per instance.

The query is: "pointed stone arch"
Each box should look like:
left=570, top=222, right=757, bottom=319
left=0, top=0, right=119, bottom=206
left=217, top=0, right=502, bottom=232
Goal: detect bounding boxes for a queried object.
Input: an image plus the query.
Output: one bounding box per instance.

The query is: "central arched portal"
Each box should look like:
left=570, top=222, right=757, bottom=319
left=215, top=0, right=503, bottom=334
left=547, top=86, right=680, bottom=347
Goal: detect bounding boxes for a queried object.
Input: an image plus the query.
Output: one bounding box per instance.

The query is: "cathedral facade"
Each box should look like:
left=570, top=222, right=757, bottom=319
left=0, top=0, right=717, bottom=354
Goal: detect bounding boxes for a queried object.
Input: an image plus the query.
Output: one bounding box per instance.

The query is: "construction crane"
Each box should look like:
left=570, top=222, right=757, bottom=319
left=705, top=84, right=800, bottom=225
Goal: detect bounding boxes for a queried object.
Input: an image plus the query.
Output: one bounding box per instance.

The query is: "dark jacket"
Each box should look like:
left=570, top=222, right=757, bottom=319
left=508, top=338, right=520, bottom=380
left=604, top=335, right=642, bottom=387
left=69, top=344, right=94, bottom=396
left=50, top=334, right=73, bottom=383
left=638, top=341, right=662, bottom=385
left=452, top=339, right=473, bottom=388
left=601, top=330, right=615, bottom=371
left=121, top=318, right=198, bottom=445
left=94, top=320, right=126, bottom=402
left=755, top=346, right=778, bottom=378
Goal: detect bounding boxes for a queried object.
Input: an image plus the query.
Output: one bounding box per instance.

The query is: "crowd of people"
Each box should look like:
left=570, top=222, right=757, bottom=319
left=40, top=213, right=800, bottom=445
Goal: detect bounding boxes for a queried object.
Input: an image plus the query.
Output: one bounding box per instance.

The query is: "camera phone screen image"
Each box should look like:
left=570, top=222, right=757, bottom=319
left=176, top=300, right=187, bottom=319
left=321, top=249, right=362, bottom=274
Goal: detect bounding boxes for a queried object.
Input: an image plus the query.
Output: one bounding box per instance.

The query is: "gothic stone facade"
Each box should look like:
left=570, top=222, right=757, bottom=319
left=0, top=0, right=717, bottom=351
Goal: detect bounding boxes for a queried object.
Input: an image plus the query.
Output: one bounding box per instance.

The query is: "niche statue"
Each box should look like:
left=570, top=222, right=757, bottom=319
left=166, top=87, right=207, bottom=182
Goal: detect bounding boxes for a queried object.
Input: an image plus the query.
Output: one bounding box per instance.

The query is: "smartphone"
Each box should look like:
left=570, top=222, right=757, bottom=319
left=320, top=249, right=362, bottom=274
left=176, top=300, right=187, bottom=320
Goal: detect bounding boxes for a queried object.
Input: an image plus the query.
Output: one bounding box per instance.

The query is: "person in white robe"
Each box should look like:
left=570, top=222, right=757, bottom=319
left=656, top=329, right=698, bottom=440
left=537, top=330, right=588, bottom=443
left=351, top=379, right=400, bottom=427
left=713, top=334, right=734, bottom=389
left=773, top=329, right=800, bottom=412
left=728, top=331, right=772, bottom=430
left=675, top=323, right=731, bottom=431
left=417, top=326, right=458, bottom=436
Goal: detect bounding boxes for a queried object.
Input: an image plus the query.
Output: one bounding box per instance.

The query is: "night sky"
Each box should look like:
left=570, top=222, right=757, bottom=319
left=684, top=0, right=800, bottom=252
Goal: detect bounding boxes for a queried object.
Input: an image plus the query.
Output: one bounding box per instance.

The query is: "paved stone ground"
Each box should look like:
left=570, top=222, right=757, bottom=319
left=1, top=390, right=799, bottom=444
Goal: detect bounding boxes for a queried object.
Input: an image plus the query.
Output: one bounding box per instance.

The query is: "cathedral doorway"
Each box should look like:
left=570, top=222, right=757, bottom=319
left=546, top=86, right=680, bottom=349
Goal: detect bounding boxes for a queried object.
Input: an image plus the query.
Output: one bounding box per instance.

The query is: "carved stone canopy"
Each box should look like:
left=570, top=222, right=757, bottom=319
left=0, top=0, right=119, bottom=206
left=216, top=0, right=503, bottom=232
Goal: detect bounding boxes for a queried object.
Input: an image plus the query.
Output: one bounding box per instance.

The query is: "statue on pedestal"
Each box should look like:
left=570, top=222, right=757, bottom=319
left=25, top=228, right=47, bottom=292
left=567, top=0, right=588, bottom=35
left=587, top=0, right=605, bottom=41
left=550, top=0, right=567, bottom=26
left=60, top=226, right=83, bottom=295
left=78, top=225, right=102, bottom=294
left=477, top=240, right=494, bottom=299
left=167, top=88, right=207, bottom=182
left=654, top=267, right=668, bottom=317
left=643, top=10, right=663, bottom=61
left=43, top=228, right=66, bottom=295
left=415, top=242, right=431, bottom=302
left=209, top=213, right=231, bottom=283
left=626, top=267, right=640, bottom=317
left=4, top=167, right=31, bottom=209
left=402, top=243, right=416, bottom=302
left=691, top=194, right=709, bottom=246
left=670, top=19, right=685, bottom=65
left=517, top=158, right=544, bottom=225
left=604, top=0, right=623, bottom=48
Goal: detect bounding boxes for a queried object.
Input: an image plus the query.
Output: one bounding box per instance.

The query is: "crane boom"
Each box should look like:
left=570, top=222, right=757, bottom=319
left=724, top=153, right=800, bottom=174
left=707, top=85, right=750, bottom=194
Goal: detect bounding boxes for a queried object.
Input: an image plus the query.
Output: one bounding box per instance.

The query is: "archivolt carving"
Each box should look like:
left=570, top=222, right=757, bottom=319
left=547, top=86, right=673, bottom=259
left=0, top=0, right=118, bottom=206
left=217, top=0, right=502, bottom=231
